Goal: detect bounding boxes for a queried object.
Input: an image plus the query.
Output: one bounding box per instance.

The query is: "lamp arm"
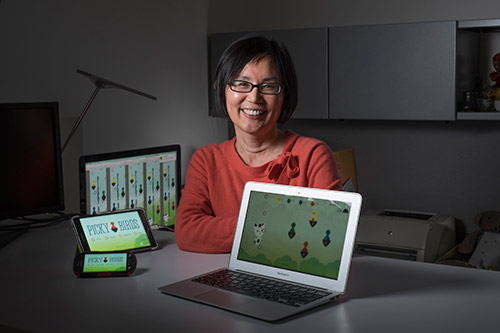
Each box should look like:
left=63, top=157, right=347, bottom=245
left=61, top=83, right=103, bottom=153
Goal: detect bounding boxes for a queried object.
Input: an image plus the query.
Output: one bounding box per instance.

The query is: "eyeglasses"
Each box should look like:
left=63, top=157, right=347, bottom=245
left=228, top=80, right=283, bottom=95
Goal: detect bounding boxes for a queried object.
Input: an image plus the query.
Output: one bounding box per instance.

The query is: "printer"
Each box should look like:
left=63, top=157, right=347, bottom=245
left=355, top=209, right=455, bottom=262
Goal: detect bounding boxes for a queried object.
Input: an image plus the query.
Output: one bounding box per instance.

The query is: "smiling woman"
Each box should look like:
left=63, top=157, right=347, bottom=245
left=174, top=34, right=342, bottom=253
left=225, top=55, right=285, bottom=161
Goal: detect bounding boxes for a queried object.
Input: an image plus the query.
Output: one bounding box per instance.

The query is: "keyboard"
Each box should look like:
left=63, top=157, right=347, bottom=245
left=192, top=269, right=332, bottom=307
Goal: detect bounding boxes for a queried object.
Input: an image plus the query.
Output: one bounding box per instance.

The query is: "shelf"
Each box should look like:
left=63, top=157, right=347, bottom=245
left=458, top=19, right=500, bottom=31
left=457, top=111, right=500, bottom=120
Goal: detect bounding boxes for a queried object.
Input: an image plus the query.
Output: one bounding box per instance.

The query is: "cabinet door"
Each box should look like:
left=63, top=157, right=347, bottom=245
left=329, top=21, right=456, bottom=120
left=209, top=28, right=328, bottom=119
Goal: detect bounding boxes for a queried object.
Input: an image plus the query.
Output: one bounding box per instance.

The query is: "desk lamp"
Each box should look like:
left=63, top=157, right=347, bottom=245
left=62, top=69, right=157, bottom=152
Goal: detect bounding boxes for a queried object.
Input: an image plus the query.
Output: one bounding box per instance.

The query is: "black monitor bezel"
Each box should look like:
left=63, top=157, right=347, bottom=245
left=78, top=144, right=181, bottom=227
left=0, top=102, right=65, bottom=220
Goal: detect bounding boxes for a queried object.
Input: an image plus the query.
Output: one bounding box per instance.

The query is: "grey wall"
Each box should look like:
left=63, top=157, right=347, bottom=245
left=208, top=0, right=500, bottom=237
left=0, top=0, right=227, bottom=212
left=2, top=0, right=499, bottom=237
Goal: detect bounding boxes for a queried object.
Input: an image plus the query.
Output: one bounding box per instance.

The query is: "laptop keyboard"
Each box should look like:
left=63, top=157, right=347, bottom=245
left=192, top=269, right=332, bottom=307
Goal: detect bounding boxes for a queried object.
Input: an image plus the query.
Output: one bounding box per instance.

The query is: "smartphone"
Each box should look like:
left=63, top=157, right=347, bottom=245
left=73, top=252, right=137, bottom=278
left=71, top=208, right=158, bottom=253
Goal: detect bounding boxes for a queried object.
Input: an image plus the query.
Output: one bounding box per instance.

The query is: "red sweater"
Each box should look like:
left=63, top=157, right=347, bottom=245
left=175, top=130, right=342, bottom=253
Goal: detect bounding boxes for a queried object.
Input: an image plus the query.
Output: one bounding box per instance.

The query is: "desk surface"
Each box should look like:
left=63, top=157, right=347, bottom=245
left=0, top=220, right=499, bottom=332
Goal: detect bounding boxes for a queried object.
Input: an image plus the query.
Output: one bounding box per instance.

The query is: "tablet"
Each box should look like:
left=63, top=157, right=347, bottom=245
left=71, top=209, right=158, bottom=253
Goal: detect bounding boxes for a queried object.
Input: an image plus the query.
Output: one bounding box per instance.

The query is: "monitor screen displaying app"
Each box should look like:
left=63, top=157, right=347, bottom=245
left=83, top=150, right=178, bottom=228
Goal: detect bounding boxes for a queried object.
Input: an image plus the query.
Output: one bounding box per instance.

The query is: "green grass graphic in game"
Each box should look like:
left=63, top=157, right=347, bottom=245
left=238, top=191, right=350, bottom=279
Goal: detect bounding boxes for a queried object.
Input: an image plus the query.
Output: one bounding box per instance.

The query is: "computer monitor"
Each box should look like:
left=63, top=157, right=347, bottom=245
left=0, top=102, right=65, bottom=220
left=79, top=145, right=181, bottom=230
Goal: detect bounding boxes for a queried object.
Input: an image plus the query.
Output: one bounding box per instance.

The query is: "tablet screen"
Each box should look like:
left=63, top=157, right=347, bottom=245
left=75, top=209, right=156, bottom=252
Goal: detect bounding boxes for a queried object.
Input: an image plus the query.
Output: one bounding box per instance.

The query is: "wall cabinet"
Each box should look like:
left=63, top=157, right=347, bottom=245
left=210, top=19, right=500, bottom=121
left=329, top=21, right=457, bottom=120
left=209, top=28, right=329, bottom=119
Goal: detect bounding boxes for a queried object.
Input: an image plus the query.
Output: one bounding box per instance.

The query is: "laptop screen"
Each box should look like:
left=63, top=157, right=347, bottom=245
left=79, top=145, right=180, bottom=229
left=237, top=190, right=351, bottom=280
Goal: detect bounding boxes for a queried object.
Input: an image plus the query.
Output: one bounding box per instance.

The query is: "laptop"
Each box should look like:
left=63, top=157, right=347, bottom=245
left=159, top=181, right=362, bottom=321
left=79, top=145, right=181, bottom=230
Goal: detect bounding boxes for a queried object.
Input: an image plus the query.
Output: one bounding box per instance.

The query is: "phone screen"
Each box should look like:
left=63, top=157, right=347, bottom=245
left=83, top=253, right=128, bottom=273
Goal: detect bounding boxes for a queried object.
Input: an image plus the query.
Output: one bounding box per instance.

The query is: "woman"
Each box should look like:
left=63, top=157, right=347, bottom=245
left=175, top=34, right=342, bottom=253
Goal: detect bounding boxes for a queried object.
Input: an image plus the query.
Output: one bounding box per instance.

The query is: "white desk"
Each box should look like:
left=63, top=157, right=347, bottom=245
left=0, top=220, right=498, bottom=332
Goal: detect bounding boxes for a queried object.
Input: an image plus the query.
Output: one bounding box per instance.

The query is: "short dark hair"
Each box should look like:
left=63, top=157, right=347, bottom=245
left=211, top=34, right=298, bottom=124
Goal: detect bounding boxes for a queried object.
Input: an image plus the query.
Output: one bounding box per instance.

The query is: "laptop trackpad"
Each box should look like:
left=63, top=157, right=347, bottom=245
left=195, top=290, right=252, bottom=307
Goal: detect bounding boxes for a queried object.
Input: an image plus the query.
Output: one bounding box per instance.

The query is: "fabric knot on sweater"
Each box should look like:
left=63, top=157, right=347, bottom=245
left=266, top=152, right=299, bottom=183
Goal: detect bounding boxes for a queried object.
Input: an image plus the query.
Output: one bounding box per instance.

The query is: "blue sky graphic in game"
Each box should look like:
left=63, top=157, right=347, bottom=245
left=237, top=191, right=351, bottom=279
left=85, top=152, right=177, bottom=227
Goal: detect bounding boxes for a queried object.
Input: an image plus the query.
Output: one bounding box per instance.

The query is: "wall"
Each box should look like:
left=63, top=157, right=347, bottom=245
left=0, top=0, right=228, bottom=212
left=208, top=0, right=500, bottom=237
left=1, top=0, right=499, bottom=236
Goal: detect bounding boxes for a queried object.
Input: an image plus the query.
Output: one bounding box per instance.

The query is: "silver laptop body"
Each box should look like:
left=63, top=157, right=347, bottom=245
left=159, top=182, right=362, bottom=321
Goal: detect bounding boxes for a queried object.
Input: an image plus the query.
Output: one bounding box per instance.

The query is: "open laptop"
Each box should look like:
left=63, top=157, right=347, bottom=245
left=159, top=181, right=362, bottom=321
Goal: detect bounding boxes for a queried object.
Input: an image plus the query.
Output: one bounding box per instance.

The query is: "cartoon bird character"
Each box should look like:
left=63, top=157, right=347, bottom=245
left=253, top=223, right=266, bottom=249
